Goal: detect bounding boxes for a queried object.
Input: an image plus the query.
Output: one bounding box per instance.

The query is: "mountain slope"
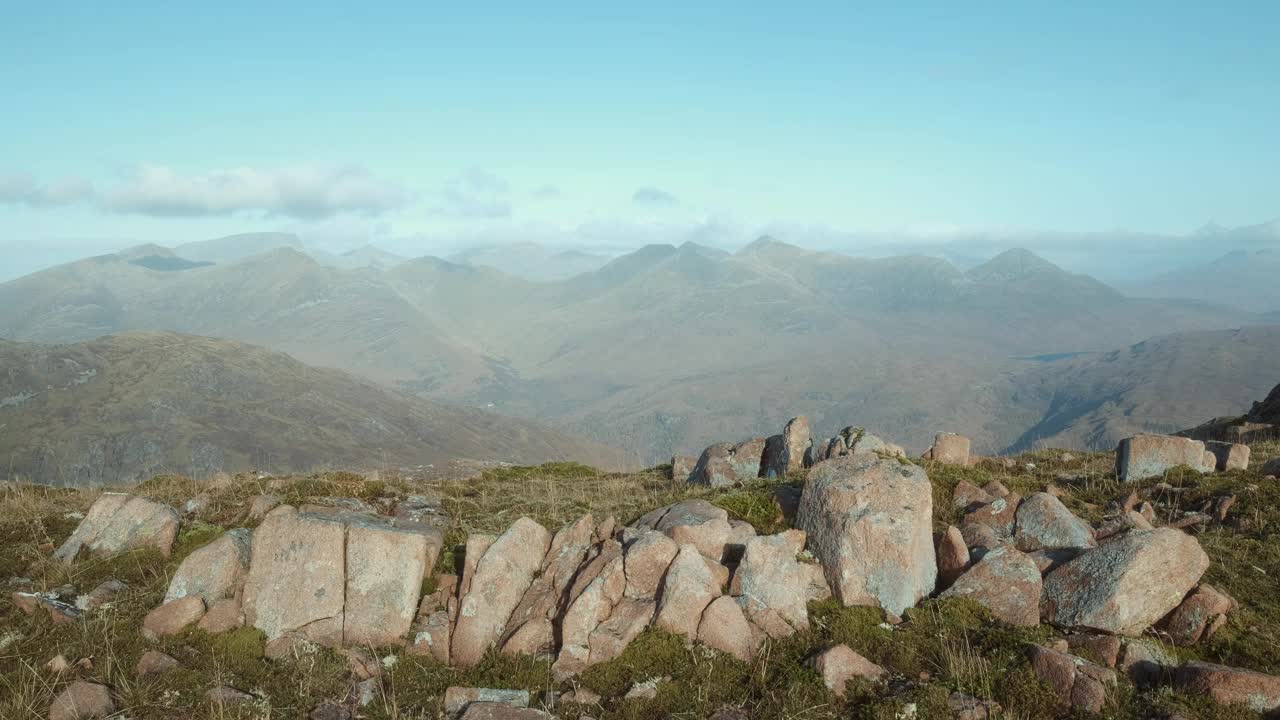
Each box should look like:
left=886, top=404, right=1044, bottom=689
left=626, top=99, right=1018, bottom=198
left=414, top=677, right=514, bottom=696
left=1003, top=325, right=1280, bottom=451
left=1131, top=248, right=1280, bottom=313
left=0, top=331, right=634, bottom=486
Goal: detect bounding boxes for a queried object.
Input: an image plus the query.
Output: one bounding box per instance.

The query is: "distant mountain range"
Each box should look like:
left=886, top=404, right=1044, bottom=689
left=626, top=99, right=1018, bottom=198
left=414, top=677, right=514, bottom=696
left=1129, top=248, right=1280, bottom=313
left=0, top=332, right=634, bottom=486
left=1, top=232, right=1273, bottom=466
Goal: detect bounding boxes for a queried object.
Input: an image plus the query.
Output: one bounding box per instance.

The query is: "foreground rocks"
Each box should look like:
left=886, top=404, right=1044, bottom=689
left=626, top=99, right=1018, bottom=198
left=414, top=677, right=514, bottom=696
left=798, top=454, right=935, bottom=614
left=49, top=681, right=115, bottom=720
left=1041, top=528, right=1209, bottom=636
left=54, top=494, right=179, bottom=562
left=1174, top=661, right=1280, bottom=714
left=1116, top=434, right=1215, bottom=481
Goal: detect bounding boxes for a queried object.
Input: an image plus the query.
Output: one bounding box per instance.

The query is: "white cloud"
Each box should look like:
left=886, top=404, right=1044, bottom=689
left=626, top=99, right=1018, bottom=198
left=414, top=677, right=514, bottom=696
left=632, top=186, right=678, bottom=207
left=428, top=169, right=512, bottom=219
left=99, top=164, right=405, bottom=219
left=0, top=174, right=95, bottom=207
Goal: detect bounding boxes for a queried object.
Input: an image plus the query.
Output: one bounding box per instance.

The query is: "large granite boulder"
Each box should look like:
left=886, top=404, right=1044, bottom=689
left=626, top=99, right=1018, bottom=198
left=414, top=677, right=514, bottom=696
left=1014, top=493, right=1095, bottom=553
left=796, top=454, right=935, bottom=615
left=1041, top=528, right=1208, bottom=635
left=942, top=545, right=1041, bottom=626
left=453, top=518, right=551, bottom=666
left=165, top=529, right=251, bottom=606
left=55, top=493, right=180, bottom=562
left=1116, top=434, right=1214, bottom=482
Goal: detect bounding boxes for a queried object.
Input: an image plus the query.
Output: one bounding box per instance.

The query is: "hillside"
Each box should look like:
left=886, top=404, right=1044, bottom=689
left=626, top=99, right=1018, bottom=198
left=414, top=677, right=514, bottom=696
left=1132, top=247, right=1280, bottom=313
left=1002, top=325, right=1280, bottom=451
left=0, top=332, right=633, bottom=486
left=0, top=239, right=1267, bottom=461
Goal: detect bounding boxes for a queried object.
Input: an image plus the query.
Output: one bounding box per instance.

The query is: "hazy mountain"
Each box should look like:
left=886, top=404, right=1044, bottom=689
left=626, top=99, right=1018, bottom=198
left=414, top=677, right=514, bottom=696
left=449, top=242, right=614, bottom=281
left=173, top=232, right=304, bottom=263
left=0, top=238, right=1266, bottom=462
left=1129, top=248, right=1280, bottom=313
left=1002, top=325, right=1280, bottom=451
left=308, top=243, right=408, bottom=271
left=0, top=331, right=634, bottom=486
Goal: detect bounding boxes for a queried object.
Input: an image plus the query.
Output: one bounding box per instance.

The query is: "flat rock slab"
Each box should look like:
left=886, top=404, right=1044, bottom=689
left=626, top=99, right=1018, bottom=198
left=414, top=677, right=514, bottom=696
left=243, top=506, right=346, bottom=644
left=1041, top=528, right=1208, bottom=636
left=1116, top=434, right=1214, bottom=482
left=797, top=454, right=936, bottom=615
left=55, top=493, right=180, bottom=562
left=452, top=518, right=551, bottom=666
left=344, top=516, right=430, bottom=646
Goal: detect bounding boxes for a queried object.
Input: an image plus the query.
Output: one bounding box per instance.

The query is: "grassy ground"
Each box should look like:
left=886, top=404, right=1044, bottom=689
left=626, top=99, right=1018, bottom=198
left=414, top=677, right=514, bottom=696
left=1, top=442, right=1278, bottom=719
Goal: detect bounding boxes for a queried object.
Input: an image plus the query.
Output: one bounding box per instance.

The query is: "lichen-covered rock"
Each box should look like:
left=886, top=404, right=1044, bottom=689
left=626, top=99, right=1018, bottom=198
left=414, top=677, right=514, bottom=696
left=556, top=548, right=625, bottom=675
left=243, top=506, right=346, bottom=644
left=1014, top=493, right=1096, bottom=553
left=622, top=531, right=678, bottom=600
left=762, top=416, right=811, bottom=476
left=1174, top=661, right=1280, bottom=714
left=1116, top=434, right=1214, bottom=482
left=729, top=438, right=767, bottom=480
left=655, top=544, right=721, bottom=638
left=1041, top=528, right=1209, bottom=636
left=588, top=597, right=654, bottom=664
left=952, top=481, right=994, bottom=512
left=923, top=433, right=970, bottom=465
left=453, top=518, right=551, bottom=666
left=1163, top=584, right=1236, bottom=646
left=731, top=530, right=825, bottom=638
left=165, top=529, right=251, bottom=606
left=797, top=455, right=936, bottom=615
left=942, top=545, right=1041, bottom=626
left=444, top=687, right=530, bottom=718
left=1067, top=634, right=1122, bottom=668
left=344, top=515, right=432, bottom=646
left=410, top=610, right=452, bottom=662
left=809, top=645, right=885, bottom=697
left=634, top=499, right=733, bottom=561
left=55, top=494, right=180, bottom=562
left=688, top=443, right=738, bottom=487
left=198, top=598, right=244, bottom=634
left=963, top=494, right=1023, bottom=538
left=1118, top=638, right=1178, bottom=688
left=503, top=516, right=594, bottom=650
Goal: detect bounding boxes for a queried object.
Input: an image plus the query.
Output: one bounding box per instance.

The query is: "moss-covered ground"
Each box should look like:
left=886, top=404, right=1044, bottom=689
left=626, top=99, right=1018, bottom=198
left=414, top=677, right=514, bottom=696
left=1, top=442, right=1277, bottom=719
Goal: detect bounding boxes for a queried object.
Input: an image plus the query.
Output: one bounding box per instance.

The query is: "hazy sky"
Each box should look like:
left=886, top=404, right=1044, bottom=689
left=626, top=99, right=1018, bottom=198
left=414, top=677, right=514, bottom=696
left=2, top=2, right=1278, bottom=270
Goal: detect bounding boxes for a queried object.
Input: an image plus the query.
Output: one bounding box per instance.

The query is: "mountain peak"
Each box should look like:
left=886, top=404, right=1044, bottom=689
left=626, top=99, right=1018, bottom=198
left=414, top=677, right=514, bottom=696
left=968, top=248, right=1061, bottom=279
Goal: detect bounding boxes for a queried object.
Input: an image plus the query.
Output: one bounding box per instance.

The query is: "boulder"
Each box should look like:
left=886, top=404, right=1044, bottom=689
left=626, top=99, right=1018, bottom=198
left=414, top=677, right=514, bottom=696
left=923, top=433, right=970, bottom=465
left=809, top=645, right=885, bottom=697
left=588, top=597, right=654, bottom=664
left=48, top=681, right=115, bottom=720
left=952, top=481, right=994, bottom=512
left=760, top=435, right=787, bottom=478
left=1116, top=434, right=1214, bottom=482
left=634, top=499, right=733, bottom=562
left=1095, top=511, right=1153, bottom=542
left=142, top=596, right=205, bottom=640
left=688, top=443, right=737, bottom=487
left=54, top=494, right=180, bottom=562
left=1027, top=644, right=1116, bottom=714
left=655, top=544, right=722, bottom=638
left=1026, top=548, right=1082, bottom=575
left=960, top=523, right=1001, bottom=559
left=698, top=596, right=756, bottom=662
left=1041, top=528, right=1209, bottom=636
left=504, top=516, right=594, bottom=649
left=198, top=598, right=244, bottom=634
left=1163, top=584, right=1236, bottom=646
left=165, top=528, right=251, bottom=606
left=344, top=515, right=433, bottom=646
left=248, top=495, right=280, bottom=520
left=670, top=455, right=696, bottom=483
left=1173, top=661, right=1280, bottom=714
left=1067, top=634, right=1122, bottom=669
left=942, top=545, right=1041, bottom=626
left=623, top=531, right=678, bottom=600
left=135, top=650, right=179, bottom=677
left=963, top=494, right=1022, bottom=538
left=557, top=549, right=625, bottom=675
left=731, top=530, right=826, bottom=638
left=797, top=455, right=936, bottom=615
left=453, top=518, right=551, bottom=666
left=729, top=438, right=766, bottom=480
left=1205, top=441, right=1250, bottom=472
left=1119, top=638, right=1179, bottom=688
left=1014, top=493, right=1095, bottom=553
left=935, top=526, right=970, bottom=590
left=782, top=416, right=811, bottom=471
left=242, top=506, right=347, bottom=644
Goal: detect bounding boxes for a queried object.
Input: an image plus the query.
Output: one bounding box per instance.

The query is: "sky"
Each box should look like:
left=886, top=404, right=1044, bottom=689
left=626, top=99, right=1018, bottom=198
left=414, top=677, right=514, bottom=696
left=2, top=2, right=1278, bottom=277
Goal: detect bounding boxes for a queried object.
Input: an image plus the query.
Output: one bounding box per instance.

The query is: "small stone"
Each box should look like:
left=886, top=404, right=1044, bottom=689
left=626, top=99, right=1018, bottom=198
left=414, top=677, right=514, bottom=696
left=45, top=655, right=71, bottom=673
left=1163, top=584, right=1237, bottom=646
left=809, top=645, right=885, bottom=697
left=48, top=681, right=115, bottom=720
left=206, top=686, right=254, bottom=707
left=142, top=596, right=205, bottom=641
left=443, top=687, right=531, bottom=718
left=76, top=580, right=127, bottom=611
left=135, top=650, right=179, bottom=677
left=935, top=525, right=969, bottom=589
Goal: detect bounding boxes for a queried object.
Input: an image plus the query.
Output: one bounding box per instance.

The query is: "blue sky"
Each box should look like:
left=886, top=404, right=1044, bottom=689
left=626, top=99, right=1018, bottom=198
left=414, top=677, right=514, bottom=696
left=1, top=1, right=1278, bottom=270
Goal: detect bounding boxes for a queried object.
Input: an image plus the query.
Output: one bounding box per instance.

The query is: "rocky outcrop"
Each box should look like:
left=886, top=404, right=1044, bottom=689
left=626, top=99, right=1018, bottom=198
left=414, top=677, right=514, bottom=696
left=732, top=530, right=827, bottom=638
left=1162, top=584, right=1236, bottom=646
left=1041, top=528, right=1208, bottom=635
left=55, top=494, right=179, bottom=562
left=797, top=454, right=935, bottom=615
left=453, top=518, right=551, bottom=666
left=1116, top=434, right=1214, bottom=481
